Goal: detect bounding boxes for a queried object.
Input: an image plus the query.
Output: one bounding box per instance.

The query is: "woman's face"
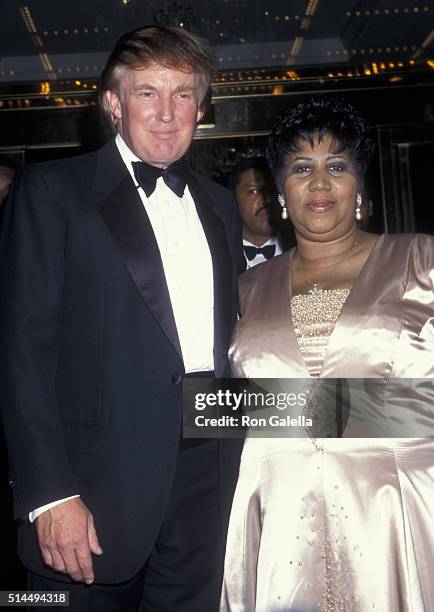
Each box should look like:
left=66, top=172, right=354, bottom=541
left=282, top=134, right=359, bottom=242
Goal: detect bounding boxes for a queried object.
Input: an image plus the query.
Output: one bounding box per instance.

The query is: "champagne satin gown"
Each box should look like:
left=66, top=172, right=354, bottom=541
left=221, top=234, right=434, bottom=612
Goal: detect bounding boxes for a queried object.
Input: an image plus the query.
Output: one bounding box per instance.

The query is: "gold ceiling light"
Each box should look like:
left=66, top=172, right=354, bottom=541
left=412, top=30, right=434, bottom=59
left=421, top=29, right=434, bottom=49
left=39, top=53, right=56, bottom=81
left=19, top=5, right=37, bottom=33
left=19, top=5, right=57, bottom=80
left=39, top=53, right=53, bottom=72
left=40, top=82, right=50, bottom=95
left=305, top=0, right=319, bottom=17
left=290, top=36, right=304, bottom=57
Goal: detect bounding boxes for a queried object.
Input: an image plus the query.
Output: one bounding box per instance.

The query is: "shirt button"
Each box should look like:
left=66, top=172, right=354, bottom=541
left=171, top=372, right=182, bottom=385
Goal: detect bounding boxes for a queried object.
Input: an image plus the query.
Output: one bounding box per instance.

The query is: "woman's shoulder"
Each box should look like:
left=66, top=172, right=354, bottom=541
left=366, top=232, right=434, bottom=260
left=378, top=233, right=434, bottom=279
left=380, top=232, right=434, bottom=249
left=239, top=250, right=293, bottom=309
left=240, top=250, right=292, bottom=287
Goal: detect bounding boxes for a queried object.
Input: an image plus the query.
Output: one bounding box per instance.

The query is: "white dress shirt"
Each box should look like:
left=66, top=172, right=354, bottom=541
left=30, top=134, right=214, bottom=522
left=115, top=134, right=214, bottom=373
left=243, top=236, right=283, bottom=269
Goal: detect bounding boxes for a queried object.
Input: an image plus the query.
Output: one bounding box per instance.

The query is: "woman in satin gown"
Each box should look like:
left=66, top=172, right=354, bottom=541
left=221, top=97, right=434, bottom=612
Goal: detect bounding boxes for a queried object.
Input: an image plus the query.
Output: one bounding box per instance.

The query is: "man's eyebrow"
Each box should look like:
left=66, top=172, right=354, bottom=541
left=131, top=83, right=196, bottom=93
left=132, top=82, right=157, bottom=92
left=173, top=83, right=196, bottom=92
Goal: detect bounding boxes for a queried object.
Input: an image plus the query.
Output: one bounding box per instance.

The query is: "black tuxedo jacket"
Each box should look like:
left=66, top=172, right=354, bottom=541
left=0, top=139, right=244, bottom=583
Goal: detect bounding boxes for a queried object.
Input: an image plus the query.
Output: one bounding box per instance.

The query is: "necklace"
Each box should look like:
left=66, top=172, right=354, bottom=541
left=296, top=234, right=359, bottom=295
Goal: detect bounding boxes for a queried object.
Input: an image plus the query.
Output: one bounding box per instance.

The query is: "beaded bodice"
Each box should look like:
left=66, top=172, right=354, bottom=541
left=291, top=288, right=350, bottom=377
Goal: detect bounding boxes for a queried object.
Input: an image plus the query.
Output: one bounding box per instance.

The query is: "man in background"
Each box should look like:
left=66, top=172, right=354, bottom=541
left=230, top=156, right=289, bottom=268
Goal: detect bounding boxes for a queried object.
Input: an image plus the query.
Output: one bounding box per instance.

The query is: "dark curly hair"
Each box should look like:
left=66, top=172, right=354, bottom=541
left=228, top=156, right=271, bottom=192
left=266, top=96, right=374, bottom=190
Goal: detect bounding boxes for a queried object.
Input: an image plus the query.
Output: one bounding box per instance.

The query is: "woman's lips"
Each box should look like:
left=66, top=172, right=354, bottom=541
left=306, top=199, right=335, bottom=212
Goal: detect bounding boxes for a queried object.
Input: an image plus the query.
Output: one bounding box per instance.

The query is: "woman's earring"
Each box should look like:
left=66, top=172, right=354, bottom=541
left=355, top=192, right=363, bottom=221
left=278, top=194, right=288, bottom=220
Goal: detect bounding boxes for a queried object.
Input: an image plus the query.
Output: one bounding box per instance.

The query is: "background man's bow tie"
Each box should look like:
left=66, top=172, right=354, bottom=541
left=132, top=158, right=190, bottom=198
left=244, top=244, right=276, bottom=261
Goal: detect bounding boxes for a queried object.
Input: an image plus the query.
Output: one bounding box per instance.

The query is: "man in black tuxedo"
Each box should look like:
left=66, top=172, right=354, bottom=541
left=0, top=26, right=243, bottom=611
left=229, top=157, right=294, bottom=269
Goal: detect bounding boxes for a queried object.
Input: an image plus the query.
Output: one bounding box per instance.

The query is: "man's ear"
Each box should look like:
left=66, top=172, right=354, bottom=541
left=106, top=90, right=122, bottom=122
left=197, top=85, right=212, bottom=123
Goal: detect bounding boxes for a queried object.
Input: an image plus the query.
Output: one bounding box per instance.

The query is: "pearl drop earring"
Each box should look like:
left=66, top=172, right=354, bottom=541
left=278, top=194, right=288, bottom=220
left=355, top=192, right=363, bottom=221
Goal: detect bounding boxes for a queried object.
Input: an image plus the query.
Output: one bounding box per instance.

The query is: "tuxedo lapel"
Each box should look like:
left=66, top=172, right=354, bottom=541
left=95, top=141, right=182, bottom=359
left=188, top=175, right=233, bottom=377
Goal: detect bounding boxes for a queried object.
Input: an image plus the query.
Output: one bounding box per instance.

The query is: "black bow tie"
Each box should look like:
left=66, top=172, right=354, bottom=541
left=244, top=244, right=276, bottom=261
left=132, top=157, right=190, bottom=198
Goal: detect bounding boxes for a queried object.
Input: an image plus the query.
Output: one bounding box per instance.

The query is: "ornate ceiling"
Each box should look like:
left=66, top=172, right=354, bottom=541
left=0, top=0, right=432, bottom=109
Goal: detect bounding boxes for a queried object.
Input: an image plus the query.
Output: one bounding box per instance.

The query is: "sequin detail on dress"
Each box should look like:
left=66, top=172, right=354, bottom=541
left=292, top=289, right=351, bottom=611
left=291, top=288, right=350, bottom=378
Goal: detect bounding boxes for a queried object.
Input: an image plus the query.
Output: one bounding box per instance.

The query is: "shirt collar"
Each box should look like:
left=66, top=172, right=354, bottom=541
left=243, top=236, right=279, bottom=248
left=115, top=133, right=142, bottom=187
left=115, top=133, right=192, bottom=201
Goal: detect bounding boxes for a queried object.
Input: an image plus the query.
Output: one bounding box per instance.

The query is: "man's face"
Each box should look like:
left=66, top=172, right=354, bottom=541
left=235, top=168, right=278, bottom=245
left=106, top=64, right=204, bottom=168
